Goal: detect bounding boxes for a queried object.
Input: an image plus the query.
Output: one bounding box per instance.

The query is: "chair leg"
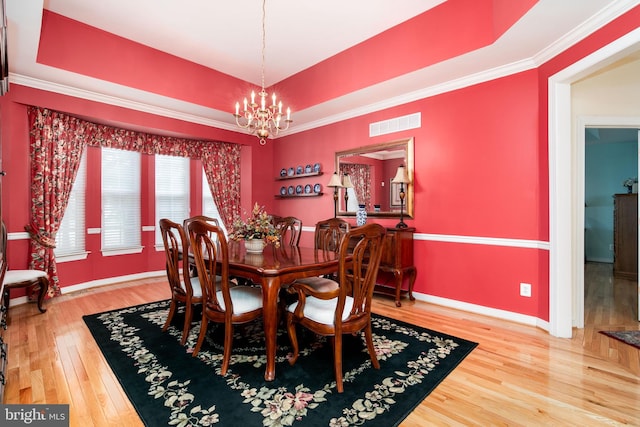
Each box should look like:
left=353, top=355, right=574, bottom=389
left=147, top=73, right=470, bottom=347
left=181, top=303, right=192, bottom=345
left=220, top=324, right=234, bottom=375
left=364, top=323, right=380, bottom=369
left=333, top=335, right=344, bottom=393
left=192, top=313, right=209, bottom=357
left=35, top=277, right=48, bottom=313
left=162, top=300, right=177, bottom=332
left=286, top=314, right=300, bottom=365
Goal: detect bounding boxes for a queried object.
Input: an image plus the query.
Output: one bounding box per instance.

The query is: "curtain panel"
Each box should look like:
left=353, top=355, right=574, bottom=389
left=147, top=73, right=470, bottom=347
left=27, top=106, right=241, bottom=297
left=339, top=163, right=371, bottom=210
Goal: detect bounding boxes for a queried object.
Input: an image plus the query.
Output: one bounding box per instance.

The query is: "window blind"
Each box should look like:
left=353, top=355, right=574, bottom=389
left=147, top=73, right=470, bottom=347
left=101, top=148, right=141, bottom=251
left=55, top=153, right=87, bottom=256
left=155, top=155, right=190, bottom=245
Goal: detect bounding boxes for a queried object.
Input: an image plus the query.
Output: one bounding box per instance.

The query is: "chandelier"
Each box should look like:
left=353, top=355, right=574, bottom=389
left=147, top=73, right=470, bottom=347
left=233, top=0, right=292, bottom=145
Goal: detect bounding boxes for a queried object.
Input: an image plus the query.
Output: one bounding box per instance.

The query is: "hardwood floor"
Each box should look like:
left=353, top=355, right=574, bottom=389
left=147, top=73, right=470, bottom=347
left=2, top=263, right=639, bottom=426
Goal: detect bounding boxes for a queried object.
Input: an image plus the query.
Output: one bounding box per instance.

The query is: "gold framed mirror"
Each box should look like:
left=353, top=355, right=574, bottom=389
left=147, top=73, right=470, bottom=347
left=335, top=137, right=414, bottom=218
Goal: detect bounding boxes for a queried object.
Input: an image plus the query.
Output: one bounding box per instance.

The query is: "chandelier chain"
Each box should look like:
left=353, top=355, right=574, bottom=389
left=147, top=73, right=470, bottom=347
left=233, top=0, right=292, bottom=145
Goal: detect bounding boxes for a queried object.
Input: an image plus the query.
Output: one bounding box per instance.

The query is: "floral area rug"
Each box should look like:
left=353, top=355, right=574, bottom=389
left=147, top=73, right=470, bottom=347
left=83, top=300, right=477, bottom=426
left=600, top=330, right=640, bottom=350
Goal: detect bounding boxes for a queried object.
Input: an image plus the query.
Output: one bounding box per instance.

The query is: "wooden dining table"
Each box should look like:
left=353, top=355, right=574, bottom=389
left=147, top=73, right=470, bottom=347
left=227, top=241, right=340, bottom=381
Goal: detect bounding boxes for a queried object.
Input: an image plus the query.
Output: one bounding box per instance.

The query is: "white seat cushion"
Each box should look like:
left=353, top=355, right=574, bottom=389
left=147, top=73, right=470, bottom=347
left=287, top=295, right=354, bottom=325
left=295, top=276, right=339, bottom=292
left=4, top=269, right=47, bottom=285
left=217, top=286, right=262, bottom=314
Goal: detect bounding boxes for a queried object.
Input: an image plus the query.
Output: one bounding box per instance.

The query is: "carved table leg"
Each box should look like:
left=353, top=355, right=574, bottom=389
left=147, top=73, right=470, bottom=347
left=406, top=266, right=417, bottom=301
left=392, top=269, right=403, bottom=307
left=261, top=276, right=281, bottom=381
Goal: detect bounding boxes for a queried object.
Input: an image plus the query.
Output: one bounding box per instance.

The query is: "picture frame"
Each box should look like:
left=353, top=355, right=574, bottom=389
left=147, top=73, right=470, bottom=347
left=390, top=179, right=402, bottom=207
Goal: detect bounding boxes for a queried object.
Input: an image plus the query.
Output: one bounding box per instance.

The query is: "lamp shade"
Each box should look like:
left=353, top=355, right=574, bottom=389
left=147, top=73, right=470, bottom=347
left=327, top=172, right=343, bottom=188
left=342, top=174, right=354, bottom=188
left=391, top=165, right=410, bottom=184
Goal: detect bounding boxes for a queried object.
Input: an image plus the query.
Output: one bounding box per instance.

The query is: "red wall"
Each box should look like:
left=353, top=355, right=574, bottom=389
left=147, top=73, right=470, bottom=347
left=1, top=4, right=638, bottom=322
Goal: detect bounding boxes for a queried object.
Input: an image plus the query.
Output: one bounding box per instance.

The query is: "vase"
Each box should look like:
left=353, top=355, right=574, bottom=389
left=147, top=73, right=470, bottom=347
left=244, top=239, right=266, bottom=253
left=357, top=204, right=367, bottom=226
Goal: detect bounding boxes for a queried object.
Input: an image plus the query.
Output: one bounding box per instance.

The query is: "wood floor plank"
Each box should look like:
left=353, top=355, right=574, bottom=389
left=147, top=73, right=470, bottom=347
left=2, top=267, right=639, bottom=425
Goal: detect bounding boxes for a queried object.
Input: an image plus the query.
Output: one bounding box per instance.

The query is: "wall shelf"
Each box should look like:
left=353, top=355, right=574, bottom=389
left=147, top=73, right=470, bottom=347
left=276, top=193, right=323, bottom=199
left=276, top=171, right=323, bottom=180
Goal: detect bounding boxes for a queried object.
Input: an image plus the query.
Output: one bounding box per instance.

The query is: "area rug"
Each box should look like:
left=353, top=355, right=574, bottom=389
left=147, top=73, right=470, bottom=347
left=83, top=300, right=477, bottom=426
left=600, top=330, right=640, bottom=350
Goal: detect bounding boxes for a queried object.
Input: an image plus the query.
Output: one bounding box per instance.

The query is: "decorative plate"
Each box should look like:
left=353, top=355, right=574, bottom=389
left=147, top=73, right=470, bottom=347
left=288, top=167, right=295, bottom=177
left=313, top=163, right=321, bottom=173
left=313, top=183, right=322, bottom=193
left=304, top=164, right=312, bottom=173
left=288, top=185, right=295, bottom=195
left=280, top=168, right=287, bottom=177
left=295, top=185, right=303, bottom=194
left=304, top=184, right=312, bottom=194
left=280, top=186, right=287, bottom=195
left=296, top=165, right=303, bottom=175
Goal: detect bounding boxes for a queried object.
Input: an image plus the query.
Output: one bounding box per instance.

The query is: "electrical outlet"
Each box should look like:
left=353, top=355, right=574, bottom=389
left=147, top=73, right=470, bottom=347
left=520, top=282, right=532, bottom=297
left=609, top=244, right=614, bottom=251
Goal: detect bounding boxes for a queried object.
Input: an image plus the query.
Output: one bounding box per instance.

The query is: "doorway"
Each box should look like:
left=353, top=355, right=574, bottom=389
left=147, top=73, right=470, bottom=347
left=548, top=28, right=640, bottom=338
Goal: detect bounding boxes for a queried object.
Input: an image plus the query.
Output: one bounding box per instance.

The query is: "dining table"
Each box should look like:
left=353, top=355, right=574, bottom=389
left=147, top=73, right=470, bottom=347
left=227, top=241, right=341, bottom=381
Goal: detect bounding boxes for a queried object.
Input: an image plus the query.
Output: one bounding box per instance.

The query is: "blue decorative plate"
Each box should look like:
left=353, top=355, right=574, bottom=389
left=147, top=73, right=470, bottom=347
left=288, top=186, right=295, bottom=195
left=313, top=163, right=321, bottom=173
left=313, top=183, right=322, bottom=193
left=296, top=165, right=303, bottom=175
left=304, top=184, right=312, bottom=194
left=280, top=186, right=287, bottom=195
left=280, top=168, right=287, bottom=177
left=305, top=164, right=312, bottom=173
left=288, top=167, right=295, bottom=177
left=295, top=185, right=303, bottom=194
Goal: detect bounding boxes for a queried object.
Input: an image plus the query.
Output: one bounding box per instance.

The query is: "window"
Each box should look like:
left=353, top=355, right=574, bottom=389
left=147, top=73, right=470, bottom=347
left=101, top=148, right=141, bottom=252
left=202, top=170, right=228, bottom=235
left=55, top=152, right=87, bottom=258
left=155, top=155, right=190, bottom=245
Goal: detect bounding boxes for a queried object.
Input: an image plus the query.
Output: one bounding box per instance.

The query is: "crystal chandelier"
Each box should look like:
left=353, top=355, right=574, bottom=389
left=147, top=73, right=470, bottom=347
left=233, top=0, right=292, bottom=145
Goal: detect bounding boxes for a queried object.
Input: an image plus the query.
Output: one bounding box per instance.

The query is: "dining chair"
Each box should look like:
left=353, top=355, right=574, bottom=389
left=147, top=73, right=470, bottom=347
left=1, top=221, right=49, bottom=318
left=274, top=216, right=302, bottom=246
left=294, top=218, right=351, bottom=291
left=187, top=219, right=263, bottom=375
left=159, top=218, right=204, bottom=345
left=285, top=223, right=386, bottom=393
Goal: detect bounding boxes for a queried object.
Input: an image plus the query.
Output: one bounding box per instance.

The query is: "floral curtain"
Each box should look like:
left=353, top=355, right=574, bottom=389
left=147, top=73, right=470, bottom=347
left=27, top=108, right=89, bottom=296
left=27, top=106, right=241, bottom=297
left=340, top=163, right=371, bottom=210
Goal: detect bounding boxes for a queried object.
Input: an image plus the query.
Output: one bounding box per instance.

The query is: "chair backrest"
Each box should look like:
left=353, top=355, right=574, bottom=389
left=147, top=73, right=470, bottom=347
left=187, top=219, right=232, bottom=312
left=314, top=218, right=350, bottom=253
left=184, top=215, right=220, bottom=233
left=159, top=218, right=189, bottom=296
left=336, top=223, right=386, bottom=321
left=274, top=216, right=302, bottom=246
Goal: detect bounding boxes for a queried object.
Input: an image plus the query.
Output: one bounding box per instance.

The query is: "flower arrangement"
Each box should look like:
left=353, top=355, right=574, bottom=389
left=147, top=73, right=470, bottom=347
left=623, top=177, right=637, bottom=193
left=229, top=203, right=280, bottom=247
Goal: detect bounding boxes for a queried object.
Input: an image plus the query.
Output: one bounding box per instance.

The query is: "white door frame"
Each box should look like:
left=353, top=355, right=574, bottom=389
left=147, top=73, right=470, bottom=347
left=548, top=28, right=640, bottom=337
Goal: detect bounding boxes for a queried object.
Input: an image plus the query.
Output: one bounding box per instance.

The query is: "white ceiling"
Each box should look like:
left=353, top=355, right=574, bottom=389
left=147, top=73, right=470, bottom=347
left=5, top=0, right=640, bottom=136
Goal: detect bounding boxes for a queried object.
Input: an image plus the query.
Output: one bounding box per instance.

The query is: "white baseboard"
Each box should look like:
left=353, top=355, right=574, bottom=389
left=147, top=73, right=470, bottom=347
left=412, top=291, right=549, bottom=332
left=6, top=271, right=166, bottom=307
left=9, top=272, right=550, bottom=332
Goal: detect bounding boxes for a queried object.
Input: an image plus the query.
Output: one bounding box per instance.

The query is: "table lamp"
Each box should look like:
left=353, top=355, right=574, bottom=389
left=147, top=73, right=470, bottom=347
left=342, top=173, right=354, bottom=212
left=326, top=172, right=343, bottom=218
left=391, top=165, right=410, bottom=228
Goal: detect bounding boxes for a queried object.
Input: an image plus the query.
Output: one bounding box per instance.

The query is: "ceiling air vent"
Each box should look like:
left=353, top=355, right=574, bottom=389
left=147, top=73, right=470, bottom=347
left=369, top=112, right=421, bottom=137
